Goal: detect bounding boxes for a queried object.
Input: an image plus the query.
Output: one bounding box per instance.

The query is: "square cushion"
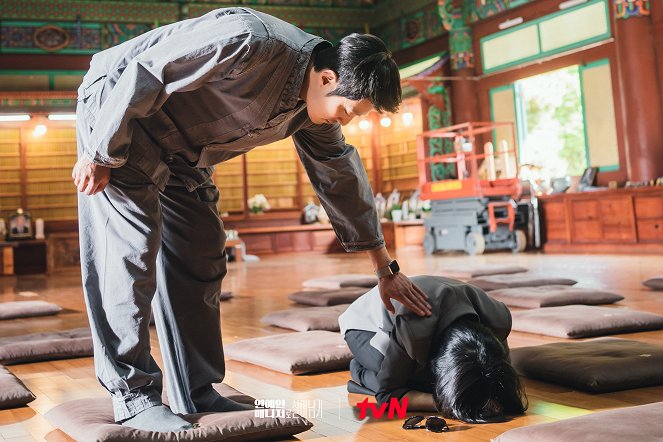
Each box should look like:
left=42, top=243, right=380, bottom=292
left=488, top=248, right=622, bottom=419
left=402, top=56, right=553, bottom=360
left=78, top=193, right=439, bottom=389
left=0, top=328, right=93, bottom=365
left=488, top=285, right=624, bottom=308
left=0, top=300, right=62, bottom=320
left=494, top=401, right=663, bottom=442
left=0, top=365, right=35, bottom=409
left=302, top=274, right=376, bottom=290
left=225, top=331, right=352, bottom=375
left=45, top=383, right=312, bottom=442
left=288, top=287, right=367, bottom=307
left=643, top=276, right=663, bottom=290
left=435, top=265, right=528, bottom=280
left=261, top=305, right=348, bottom=332
left=468, top=274, right=577, bottom=291
left=511, top=305, right=663, bottom=338
left=511, top=338, right=663, bottom=392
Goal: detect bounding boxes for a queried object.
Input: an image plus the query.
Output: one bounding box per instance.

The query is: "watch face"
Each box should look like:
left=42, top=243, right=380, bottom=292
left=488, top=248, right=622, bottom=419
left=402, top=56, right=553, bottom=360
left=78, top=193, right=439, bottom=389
left=389, top=260, right=400, bottom=273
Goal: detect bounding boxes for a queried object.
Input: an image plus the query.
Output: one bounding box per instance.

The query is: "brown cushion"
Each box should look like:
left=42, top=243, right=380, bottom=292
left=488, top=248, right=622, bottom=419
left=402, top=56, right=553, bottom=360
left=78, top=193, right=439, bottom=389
left=45, top=383, right=312, bottom=442
left=643, top=276, right=663, bottom=290
left=0, top=365, right=35, bottom=409
left=511, top=305, right=663, bottom=338
left=261, top=305, right=348, bottom=332
left=436, top=265, right=528, bottom=280
left=468, top=274, right=577, bottom=291
left=494, top=401, right=663, bottom=442
left=0, top=328, right=93, bottom=365
left=288, top=287, right=367, bottom=306
left=339, top=277, right=378, bottom=288
left=488, top=285, right=624, bottom=308
left=0, top=300, right=62, bottom=320
left=511, top=338, right=663, bottom=392
left=225, top=331, right=352, bottom=374
left=219, top=291, right=233, bottom=301
left=302, top=274, right=376, bottom=290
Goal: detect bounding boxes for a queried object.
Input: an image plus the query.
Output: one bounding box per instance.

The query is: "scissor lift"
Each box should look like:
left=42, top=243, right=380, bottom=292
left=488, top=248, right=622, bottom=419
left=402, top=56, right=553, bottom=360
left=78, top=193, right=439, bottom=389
left=417, top=122, right=527, bottom=255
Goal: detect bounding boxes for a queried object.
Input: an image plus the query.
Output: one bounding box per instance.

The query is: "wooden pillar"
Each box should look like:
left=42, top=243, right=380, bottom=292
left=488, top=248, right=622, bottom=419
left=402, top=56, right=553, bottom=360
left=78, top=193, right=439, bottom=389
left=614, top=1, right=663, bottom=181
left=451, top=68, right=479, bottom=124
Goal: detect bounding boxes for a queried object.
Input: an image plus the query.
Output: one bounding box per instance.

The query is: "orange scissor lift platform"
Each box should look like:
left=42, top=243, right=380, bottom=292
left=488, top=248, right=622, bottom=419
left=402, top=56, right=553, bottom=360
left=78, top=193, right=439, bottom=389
left=417, top=122, right=527, bottom=255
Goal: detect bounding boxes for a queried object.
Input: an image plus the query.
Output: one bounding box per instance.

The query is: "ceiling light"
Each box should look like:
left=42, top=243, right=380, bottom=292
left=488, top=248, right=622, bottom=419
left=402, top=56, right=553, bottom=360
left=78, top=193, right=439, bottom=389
left=33, top=124, right=47, bottom=137
left=0, top=114, right=30, bottom=122
left=48, top=113, right=76, bottom=121
left=559, top=0, right=588, bottom=10
left=358, top=119, right=371, bottom=131
left=401, top=112, right=414, bottom=126
left=498, top=17, right=524, bottom=30
left=380, top=117, right=392, bottom=128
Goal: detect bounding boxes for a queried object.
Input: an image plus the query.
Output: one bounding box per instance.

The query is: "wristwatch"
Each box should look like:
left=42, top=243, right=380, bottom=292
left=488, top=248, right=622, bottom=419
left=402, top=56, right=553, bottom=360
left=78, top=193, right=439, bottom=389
left=375, top=260, right=400, bottom=279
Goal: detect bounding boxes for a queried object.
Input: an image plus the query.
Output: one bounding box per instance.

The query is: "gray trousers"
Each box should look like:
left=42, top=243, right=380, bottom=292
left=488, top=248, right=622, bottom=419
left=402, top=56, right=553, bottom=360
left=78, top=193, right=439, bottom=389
left=78, top=160, right=227, bottom=421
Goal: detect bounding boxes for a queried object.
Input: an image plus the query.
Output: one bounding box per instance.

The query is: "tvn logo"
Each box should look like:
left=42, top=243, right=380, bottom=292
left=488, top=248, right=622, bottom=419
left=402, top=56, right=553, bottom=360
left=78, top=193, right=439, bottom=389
left=356, top=398, right=409, bottom=419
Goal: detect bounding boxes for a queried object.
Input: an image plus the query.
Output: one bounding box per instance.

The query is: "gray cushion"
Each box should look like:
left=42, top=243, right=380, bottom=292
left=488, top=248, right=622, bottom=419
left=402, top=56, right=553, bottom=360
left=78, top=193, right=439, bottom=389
left=488, top=285, right=624, bottom=308
left=45, top=383, right=312, bottom=442
left=0, top=328, right=93, bottom=365
left=0, top=365, right=35, bottom=409
left=219, top=291, right=233, bottom=301
left=511, top=305, right=663, bottom=338
left=511, top=338, right=663, bottom=392
left=436, top=265, right=528, bottom=279
left=468, top=274, right=577, bottom=291
left=261, top=305, right=348, bottom=332
left=0, top=300, right=62, bottom=320
left=302, top=274, right=376, bottom=290
left=225, top=331, right=352, bottom=375
left=643, top=276, right=663, bottom=290
left=339, top=277, right=378, bottom=288
left=288, top=287, right=367, bottom=306
left=494, top=401, right=663, bottom=442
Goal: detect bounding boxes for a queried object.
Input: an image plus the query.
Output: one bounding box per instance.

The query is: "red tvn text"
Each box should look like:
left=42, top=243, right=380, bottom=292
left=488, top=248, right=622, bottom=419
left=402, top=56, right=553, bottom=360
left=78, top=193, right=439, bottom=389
left=356, top=398, right=409, bottom=419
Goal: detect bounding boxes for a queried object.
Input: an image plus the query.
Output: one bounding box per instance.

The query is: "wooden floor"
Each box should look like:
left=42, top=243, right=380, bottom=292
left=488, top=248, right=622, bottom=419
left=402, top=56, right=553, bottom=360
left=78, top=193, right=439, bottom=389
left=1, top=248, right=662, bottom=441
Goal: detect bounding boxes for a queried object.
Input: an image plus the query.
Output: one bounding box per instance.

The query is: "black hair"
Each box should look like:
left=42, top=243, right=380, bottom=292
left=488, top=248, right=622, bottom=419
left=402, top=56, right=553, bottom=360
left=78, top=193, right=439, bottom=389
left=313, top=33, right=401, bottom=113
left=431, top=318, right=528, bottom=423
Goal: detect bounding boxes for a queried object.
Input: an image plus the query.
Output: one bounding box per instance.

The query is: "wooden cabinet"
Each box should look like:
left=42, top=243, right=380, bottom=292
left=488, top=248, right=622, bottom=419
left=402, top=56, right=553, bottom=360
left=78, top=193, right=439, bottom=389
left=541, top=188, right=663, bottom=253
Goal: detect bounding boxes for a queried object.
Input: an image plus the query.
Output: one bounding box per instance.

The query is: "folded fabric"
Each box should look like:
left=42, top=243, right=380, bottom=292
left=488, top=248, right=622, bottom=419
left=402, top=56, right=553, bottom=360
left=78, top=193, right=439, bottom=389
left=511, top=338, right=663, bottom=392
left=45, top=383, right=312, bottom=442
left=643, top=276, right=663, bottom=290
left=347, top=380, right=375, bottom=396
left=0, top=365, right=35, bottom=409
left=261, top=305, right=348, bottom=332
left=468, top=274, right=577, bottom=291
left=511, top=305, right=663, bottom=338
left=494, top=401, right=663, bottom=442
left=435, top=265, right=528, bottom=280
left=0, top=300, right=62, bottom=320
left=225, top=331, right=352, bottom=375
left=302, top=274, right=376, bottom=290
left=0, top=328, right=93, bottom=365
left=288, top=287, right=368, bottom=307
left=488, top=285, right=624, bottom=308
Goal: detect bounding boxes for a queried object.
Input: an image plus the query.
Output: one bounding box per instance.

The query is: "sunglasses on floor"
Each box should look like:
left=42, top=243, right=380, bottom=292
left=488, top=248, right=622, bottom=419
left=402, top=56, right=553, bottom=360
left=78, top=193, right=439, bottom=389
left=402, top=415, right=449, bottom=433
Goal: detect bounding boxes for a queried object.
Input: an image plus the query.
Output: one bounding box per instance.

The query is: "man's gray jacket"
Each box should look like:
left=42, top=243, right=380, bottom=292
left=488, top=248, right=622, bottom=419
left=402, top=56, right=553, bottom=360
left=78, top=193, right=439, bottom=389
left=77, top=6, right=384, bottom=252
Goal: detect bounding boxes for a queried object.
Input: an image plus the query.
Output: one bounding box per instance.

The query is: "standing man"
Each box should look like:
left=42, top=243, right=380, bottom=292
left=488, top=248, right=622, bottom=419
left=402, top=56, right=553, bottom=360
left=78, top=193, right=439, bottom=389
left=72, top=7, right=431, bottom=432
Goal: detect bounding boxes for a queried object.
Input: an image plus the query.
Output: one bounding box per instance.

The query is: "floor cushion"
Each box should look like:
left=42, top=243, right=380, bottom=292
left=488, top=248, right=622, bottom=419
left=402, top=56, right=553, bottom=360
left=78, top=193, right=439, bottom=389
left=302, top=274, right=376, bottom=290
left=0, top=365, right=35, bottom=409
left=219, top=291, right=234, bottom=301
left=511, top=305, right=663, bottom=338
left=494, top=401, right=663, bottom=442
left=0, top=328, right=93, bottom=365
left=436, top=265, right=528, bottom=280
left=643, top=276, right=663, bottom=290
left=511, top=338, right=663, bottom=392
left=288, top=287, right=367, bottom=306
left=225, top=331, right=352, bottom=375
left=45, top=383, right=312, bottom=442
left=488, top=285, right=624, bottom=308
left=0, top=300, right=62, bottom=320
left=468, top=274, right=577, bottom=291
left=261, top=305, right=348, bottom=332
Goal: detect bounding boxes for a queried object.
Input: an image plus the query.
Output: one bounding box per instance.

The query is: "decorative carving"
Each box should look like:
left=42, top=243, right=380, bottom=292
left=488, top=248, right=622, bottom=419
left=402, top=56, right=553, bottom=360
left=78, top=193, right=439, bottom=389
left=33, top=25, right=70, bottom=51
left=614, top=0, right=650, bottom=19
left=437, top=0, right=474, bottom=70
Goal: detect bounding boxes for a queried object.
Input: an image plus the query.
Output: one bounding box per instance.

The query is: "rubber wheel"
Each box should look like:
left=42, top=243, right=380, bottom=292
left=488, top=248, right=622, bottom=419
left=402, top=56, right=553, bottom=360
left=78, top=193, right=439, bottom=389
left=512, top=230, right=527, bottom=253
left=423, top=231, right=436, bottom=255
left=465, top=232, right=486, bottom=256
